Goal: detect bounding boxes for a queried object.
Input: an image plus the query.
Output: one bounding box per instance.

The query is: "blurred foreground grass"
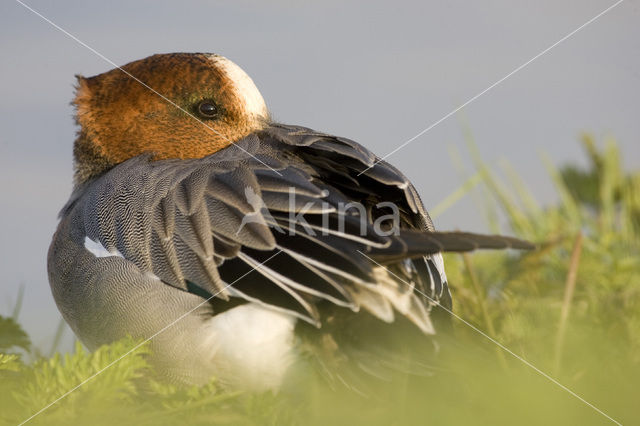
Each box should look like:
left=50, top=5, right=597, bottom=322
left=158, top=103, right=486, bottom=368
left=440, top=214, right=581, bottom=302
left=1, top=137, right=638, bottom=425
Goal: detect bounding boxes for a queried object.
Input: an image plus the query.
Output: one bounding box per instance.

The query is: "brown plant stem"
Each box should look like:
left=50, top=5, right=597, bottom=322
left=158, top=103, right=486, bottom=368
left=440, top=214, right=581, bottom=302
left=554, top=232, right=584, bottom=375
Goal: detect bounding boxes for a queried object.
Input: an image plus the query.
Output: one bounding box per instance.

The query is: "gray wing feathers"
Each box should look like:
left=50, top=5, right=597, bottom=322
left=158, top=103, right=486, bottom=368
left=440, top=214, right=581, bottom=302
left=65, top=124, right=531, bottom=333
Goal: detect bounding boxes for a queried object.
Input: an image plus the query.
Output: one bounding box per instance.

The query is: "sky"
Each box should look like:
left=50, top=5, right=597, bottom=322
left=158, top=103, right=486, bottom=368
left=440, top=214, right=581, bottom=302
left=1, top=0, right=638, bottom=351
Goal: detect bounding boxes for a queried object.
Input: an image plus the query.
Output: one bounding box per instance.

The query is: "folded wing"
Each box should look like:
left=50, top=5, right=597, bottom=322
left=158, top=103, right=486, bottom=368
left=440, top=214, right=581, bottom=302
left=73, top=125, right=533, bottom=332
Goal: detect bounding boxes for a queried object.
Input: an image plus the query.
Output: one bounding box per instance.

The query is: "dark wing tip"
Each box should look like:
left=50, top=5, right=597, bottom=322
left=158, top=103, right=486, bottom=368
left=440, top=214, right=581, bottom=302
left=425, top=231, right=536, bottom=252
left=365, top=230, right=536, bottom=264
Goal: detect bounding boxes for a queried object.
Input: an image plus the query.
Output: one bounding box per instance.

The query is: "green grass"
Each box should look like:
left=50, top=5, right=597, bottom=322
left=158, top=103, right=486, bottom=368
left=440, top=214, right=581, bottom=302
left=2, top=136, right=638, bottom=425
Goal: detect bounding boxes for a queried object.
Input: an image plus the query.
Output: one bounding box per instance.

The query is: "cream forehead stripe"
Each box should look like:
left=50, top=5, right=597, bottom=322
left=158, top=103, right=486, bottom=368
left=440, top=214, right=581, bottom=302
left=208, top=54, right=268, bottom=119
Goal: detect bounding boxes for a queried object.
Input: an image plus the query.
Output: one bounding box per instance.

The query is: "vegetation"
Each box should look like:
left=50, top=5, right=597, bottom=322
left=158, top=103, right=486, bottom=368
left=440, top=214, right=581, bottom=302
left=2, top=137, right=638, bottom=425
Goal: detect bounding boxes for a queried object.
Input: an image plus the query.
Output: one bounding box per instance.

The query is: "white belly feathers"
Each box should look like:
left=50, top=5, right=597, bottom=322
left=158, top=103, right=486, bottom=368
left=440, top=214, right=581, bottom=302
left=199, top=303, right=297, bottom=391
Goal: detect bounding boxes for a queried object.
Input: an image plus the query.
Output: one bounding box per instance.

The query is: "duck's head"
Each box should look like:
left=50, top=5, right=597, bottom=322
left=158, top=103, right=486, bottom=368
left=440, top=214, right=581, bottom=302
left=72, top=53, right=269, bottom=184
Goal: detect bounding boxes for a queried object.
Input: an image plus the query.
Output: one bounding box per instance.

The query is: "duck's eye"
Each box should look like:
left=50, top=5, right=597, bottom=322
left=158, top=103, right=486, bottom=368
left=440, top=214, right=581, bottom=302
left=196, top=100, right=217, bottom=118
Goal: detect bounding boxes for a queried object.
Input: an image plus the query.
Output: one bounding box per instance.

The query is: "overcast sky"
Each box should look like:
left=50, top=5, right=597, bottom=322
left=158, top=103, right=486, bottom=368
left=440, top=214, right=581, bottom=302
left=1, top=0, right=638, bottom=350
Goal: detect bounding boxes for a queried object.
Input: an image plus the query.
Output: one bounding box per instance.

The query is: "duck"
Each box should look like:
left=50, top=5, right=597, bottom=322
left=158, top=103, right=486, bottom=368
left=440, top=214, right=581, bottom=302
left=48, top=53, right=532, bottom=391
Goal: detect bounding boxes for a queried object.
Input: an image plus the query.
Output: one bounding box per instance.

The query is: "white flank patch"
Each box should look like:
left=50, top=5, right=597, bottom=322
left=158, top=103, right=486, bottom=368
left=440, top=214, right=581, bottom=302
left=431, top=253, right=448, bottom=286
left=84, top=236, right=124, bottom=258
left=201, top=303, right=296, bottom=391
left=208, top=54, right=268, bottom=119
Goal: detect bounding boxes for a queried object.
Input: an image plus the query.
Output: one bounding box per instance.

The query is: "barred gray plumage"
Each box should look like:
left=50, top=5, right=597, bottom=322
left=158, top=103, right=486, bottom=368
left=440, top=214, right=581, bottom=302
left=49, top=123, right=532, bottom=389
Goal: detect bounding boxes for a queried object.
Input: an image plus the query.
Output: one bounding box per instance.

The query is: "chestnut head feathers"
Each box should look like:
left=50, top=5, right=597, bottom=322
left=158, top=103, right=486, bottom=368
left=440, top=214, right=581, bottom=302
left=72, top=53, right=269, bottom=184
